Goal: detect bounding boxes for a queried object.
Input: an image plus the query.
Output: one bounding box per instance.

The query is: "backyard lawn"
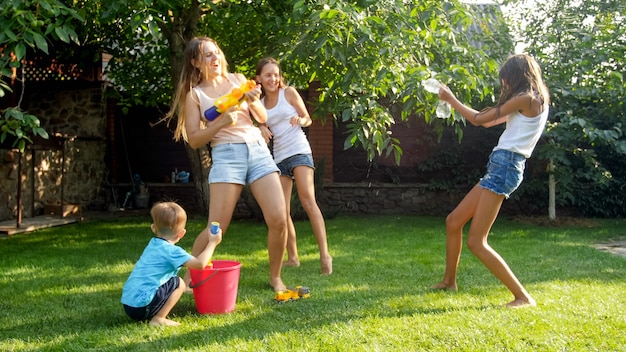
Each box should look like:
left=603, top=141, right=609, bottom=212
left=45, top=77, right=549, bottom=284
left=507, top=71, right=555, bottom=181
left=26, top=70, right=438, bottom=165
left=1, top=214, right=624, bottom=351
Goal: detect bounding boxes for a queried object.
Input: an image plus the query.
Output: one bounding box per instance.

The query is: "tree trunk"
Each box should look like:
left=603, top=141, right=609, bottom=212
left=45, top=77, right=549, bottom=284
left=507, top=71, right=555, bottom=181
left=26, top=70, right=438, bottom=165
left=162, top=4, right=208, bottom=214
left=185, top=144, right=211, bottom=214
left=166, top=12, right=207, bottom=214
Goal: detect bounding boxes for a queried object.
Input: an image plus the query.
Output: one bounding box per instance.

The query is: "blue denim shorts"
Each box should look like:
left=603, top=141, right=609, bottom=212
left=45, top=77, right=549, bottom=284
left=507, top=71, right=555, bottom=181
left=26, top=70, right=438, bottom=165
left=276, top=154, right=315, bottom=179
left=123, top=276, right=180, bottom=322
left=209, top=141, right=279, bottom=185
left=479, top=149, right=526, bottom=199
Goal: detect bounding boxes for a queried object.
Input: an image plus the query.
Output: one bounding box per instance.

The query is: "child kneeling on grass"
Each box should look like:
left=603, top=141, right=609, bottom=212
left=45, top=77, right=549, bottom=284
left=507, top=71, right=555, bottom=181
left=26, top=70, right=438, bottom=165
left=121, top=201, right=221, bottom=326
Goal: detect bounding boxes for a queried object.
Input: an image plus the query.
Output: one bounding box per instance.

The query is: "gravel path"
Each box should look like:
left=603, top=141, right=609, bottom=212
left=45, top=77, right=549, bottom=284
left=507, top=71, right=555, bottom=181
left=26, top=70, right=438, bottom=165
left=594, top=239, right=626, bottom=259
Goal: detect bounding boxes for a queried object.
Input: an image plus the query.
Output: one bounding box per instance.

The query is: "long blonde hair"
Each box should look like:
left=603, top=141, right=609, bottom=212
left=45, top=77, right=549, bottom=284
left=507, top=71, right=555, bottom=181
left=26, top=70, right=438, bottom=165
left=164, top=37, right=229, bottom=142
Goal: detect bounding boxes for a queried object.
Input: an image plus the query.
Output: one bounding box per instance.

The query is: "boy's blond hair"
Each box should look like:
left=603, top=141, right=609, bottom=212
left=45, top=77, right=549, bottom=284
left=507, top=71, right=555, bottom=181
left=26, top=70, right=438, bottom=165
left=150, top=202, right=187, bottom=239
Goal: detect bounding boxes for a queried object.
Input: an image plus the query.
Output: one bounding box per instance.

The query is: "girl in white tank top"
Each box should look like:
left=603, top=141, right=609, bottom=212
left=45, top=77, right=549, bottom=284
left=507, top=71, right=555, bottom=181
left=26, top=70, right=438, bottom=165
left=256, top=57, right=333, bottom=275
left=431, top=54, right=550, bottom=309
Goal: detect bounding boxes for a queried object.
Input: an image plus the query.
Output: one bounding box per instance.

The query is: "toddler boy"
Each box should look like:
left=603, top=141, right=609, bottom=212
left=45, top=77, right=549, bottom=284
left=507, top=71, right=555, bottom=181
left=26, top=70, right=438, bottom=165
left=121, top=202, right=221, bottom=326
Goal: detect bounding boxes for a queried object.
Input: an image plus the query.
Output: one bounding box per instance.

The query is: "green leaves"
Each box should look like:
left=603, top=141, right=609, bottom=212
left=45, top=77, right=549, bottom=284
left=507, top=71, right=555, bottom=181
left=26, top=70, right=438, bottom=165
left=0, top=0, right=82, bottom=150
left=0, top=0, right=82, bottom=59
left=32, top=31, right=48, bottom=53
left=0, top=107, right=49, bottom=152
left=87, top=0, right=511, bottom=166
left=272, top=0, right=509, bottom=164
left=510, top=0, right=626, bottom=215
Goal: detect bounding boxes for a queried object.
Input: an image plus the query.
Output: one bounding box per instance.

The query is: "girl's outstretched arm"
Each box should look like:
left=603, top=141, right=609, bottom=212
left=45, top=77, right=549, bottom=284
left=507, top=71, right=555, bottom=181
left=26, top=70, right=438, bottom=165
left=439, top=86, right=533, bottom=128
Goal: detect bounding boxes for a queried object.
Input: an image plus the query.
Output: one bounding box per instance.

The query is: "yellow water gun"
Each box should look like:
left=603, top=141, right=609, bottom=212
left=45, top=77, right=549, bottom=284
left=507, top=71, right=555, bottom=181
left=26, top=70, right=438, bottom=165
left=204, top=79, right=258, bottom=121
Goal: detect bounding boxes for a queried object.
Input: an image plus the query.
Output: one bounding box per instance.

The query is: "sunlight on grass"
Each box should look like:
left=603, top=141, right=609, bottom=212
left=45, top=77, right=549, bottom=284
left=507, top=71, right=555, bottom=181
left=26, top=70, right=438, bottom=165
left=0, top=215, right=625, bottom=351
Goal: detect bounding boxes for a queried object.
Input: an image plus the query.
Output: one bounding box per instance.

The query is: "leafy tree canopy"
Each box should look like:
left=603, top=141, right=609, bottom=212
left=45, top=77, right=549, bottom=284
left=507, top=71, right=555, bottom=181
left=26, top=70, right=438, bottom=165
left=503, top=0, right=626, bottom=216
left=0, top=0, right=82, bottom=151
left=2, top=0, right=514, bottom=159
left=96, top=0, right=513, bottom=163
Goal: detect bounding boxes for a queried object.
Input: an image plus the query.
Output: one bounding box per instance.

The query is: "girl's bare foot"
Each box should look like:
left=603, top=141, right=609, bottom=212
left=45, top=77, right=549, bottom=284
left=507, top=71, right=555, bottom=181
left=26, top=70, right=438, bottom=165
left=505, top=297, right=536, bottom=309
left=150, top=317, right=180, bottom=326
left=270, top=277, right=287, bottom=292
left=430, top=282, right=458, bottom=291
left=283, top=259, right=300, bottom=267
left=321, top=256, right=333, bottom=275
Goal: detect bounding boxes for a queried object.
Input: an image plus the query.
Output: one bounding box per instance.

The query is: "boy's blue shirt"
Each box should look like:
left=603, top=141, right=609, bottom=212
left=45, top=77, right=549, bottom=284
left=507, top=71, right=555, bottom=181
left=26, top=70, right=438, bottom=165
left=121, top=237, right=193, bottom=307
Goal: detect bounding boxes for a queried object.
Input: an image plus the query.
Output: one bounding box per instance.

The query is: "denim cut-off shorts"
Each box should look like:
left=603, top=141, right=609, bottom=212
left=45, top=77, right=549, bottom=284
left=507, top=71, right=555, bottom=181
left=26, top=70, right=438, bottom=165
left=209, top=141, right=279, bottom=185
left=478, top=149, right=526, bottom=199
left=276, top=153, right=315, bottom=179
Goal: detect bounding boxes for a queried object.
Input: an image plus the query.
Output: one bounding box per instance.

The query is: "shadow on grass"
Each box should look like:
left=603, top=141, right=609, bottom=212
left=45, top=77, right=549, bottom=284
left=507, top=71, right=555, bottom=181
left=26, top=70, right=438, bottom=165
left=1, top=215, right=625, bottom=350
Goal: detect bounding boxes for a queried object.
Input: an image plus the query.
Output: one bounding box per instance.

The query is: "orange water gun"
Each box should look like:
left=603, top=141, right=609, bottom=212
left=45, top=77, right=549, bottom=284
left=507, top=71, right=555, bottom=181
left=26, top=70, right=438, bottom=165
left=204, top=79, right=258, bottom=121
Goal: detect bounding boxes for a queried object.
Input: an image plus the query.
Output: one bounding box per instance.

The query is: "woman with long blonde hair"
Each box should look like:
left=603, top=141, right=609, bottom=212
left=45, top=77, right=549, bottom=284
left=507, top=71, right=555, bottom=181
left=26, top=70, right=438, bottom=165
left=164, top=37, right=289, bottom=292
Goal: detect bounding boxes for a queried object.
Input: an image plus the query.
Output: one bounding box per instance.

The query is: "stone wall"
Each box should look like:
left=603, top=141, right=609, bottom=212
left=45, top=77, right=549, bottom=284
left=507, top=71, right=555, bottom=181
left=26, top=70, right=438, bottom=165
left=222, top=183, right=468, bottom=221
left=0, top=84, right=108, bottom=220
left=231, top=182, right=542, bottom=220
left=320, top=183, right=464, bottom=216
left=317, top=182, right=546, bottom=218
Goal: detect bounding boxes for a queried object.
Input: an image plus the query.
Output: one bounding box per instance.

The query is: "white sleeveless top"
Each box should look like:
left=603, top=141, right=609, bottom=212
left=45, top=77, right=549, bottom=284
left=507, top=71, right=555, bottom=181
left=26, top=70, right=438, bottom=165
left=263, top=88, right=312, bottom=163
left=494, top=107, right=549, bottom=158
left=192, top=74, right=264, bottom=146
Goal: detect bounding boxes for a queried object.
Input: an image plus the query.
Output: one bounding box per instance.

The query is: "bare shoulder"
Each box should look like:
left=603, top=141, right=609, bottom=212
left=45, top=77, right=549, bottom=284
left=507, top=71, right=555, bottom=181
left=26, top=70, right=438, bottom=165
left=232, top=72, right=247, bottom=83
left=284, top=86, right=304, bottom=103
left=186, top=88, right=200, bottom=105
left=284, top=86, right=300, bottom=97
left=514, top=93, right=543, bottom=117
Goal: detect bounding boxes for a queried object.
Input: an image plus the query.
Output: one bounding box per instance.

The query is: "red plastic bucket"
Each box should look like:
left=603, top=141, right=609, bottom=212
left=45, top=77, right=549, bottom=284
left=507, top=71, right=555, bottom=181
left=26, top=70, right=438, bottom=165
left=189, top=260, right=241, bottom=314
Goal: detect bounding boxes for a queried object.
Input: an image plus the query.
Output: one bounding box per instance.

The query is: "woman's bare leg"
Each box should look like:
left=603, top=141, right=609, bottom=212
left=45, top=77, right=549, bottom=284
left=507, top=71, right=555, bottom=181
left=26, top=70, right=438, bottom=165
left=465, top=188, right=536, bottom=308
left=192, top=182, right=242, bottom=255
left=280, top=176, right=300, bottom=267
left=293, top=166, right=332, bottom=274
left=183, top=182, right=242, bottom=291
left=250, top=172, right=288, bottom=292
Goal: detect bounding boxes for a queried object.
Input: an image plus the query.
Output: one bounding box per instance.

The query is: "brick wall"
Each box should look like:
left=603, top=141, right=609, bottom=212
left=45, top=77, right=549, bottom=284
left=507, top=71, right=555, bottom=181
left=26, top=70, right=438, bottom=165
left=306, top=81, right=333, bottom=183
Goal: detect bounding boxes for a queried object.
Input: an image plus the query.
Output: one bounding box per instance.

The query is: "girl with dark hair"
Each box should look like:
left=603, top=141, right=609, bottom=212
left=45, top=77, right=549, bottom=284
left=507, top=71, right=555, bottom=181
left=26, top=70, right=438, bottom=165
left=431, top=54, right=550, bottom=308
left=255, top=57, right=332, bottom=275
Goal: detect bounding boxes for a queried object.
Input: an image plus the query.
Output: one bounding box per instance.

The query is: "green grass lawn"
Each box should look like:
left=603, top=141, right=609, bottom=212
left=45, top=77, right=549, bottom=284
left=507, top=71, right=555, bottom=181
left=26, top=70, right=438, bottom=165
left=1, top=214, right=625, bottom=351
